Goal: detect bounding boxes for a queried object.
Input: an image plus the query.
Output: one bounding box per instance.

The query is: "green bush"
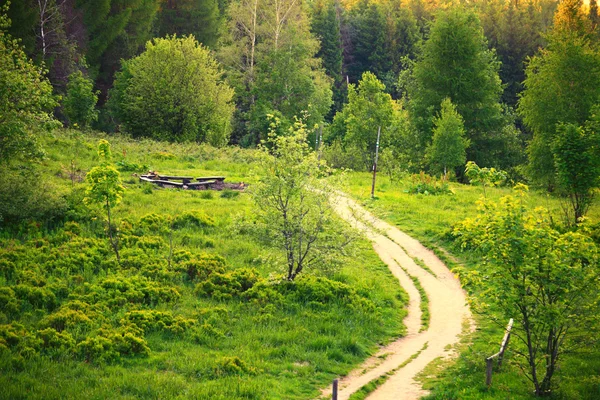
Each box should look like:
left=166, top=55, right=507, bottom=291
left=172, top=211, right=215, bottom=230
left=76, top=325, right=149, bottom=363
left=109, top=35, right=234, bottom=146
left=195, top=268, right=260, bottom=300
left=37, top=327, right=76, bottom=355
left=213, top=356, right=255, bottom=377
left=183, top=253, right=227, bottom=281
left=122, top=310, right=195, bottom=335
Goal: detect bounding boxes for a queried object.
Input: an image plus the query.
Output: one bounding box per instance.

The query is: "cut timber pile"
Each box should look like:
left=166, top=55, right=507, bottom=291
left=139, top=172, right=245, bottom=191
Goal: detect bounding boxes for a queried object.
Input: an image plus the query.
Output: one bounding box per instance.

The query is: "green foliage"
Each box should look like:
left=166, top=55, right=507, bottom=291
left=518, top=2, right=600, bottom=187
left=252, top=120, right=352, bottom=280
left=464, top=161, right=507, bottom=197
left=407, top=6, right=514, bottom=168
left=552, top=122, right=600, bottom=224
left=454, top=192, right=600, bottom=396
left=219, top=0, right=332, bottom=145
left=425, top=98, right=469, bottom=177
left=172, top=211, right=215, bottom=230
left=331, top=72, right=408, bottom=168
left=157, top=0, right=222, bottom=49
left=0, top=5, right=58, bottom=164
left=110, top=35, right=234, bottom=146
left=63, top=70, right=99, bottom=129
left=406, top=172, right=451, bottom=196
left=76, top=325, right=150, bottom=363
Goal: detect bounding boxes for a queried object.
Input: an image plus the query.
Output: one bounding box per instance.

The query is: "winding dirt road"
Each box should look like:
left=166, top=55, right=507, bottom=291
left=321, top=194, right=472, bottom=400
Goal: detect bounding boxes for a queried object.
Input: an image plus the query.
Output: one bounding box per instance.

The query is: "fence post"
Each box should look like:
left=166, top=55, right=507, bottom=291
left=332, top=379, right=339, bottom=400
left=485, top=357, right=493, bottom=386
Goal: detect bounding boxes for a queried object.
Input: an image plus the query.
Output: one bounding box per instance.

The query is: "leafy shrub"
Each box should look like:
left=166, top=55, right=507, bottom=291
left=0, top=168, right=68, bottom=226
left=122, top=310, right=195, bottom=335
left=183, top=253, right=227, bottom=281
left=82, top=275, right=180, bottom=309
left=406, top=172, right=452, bottom=195
left=199, top=191, right=214, bottom=199
left=37, top=327, right=76, bottom=355
left=276, top=276, right=376, bottom=312
left=12, top=284, right=58, bottom=311
left=115, top=160, right=148, bottom=172
left=137, top=213, right=170, bottom=233
left=213, top=356, right=255, bottom=377
left=195, top=268, right=260, bottom=300
left=0, top=323, right=42, bottom=358
left=76, top=325, right=149, bottom=363
left=41, top=308, right=93, bottom=332
left=172, top=211, right=215, bottom=230
left=0, top=287, right=20, bottom=316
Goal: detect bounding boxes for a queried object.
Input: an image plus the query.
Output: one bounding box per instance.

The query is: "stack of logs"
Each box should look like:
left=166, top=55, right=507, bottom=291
left=139, top=172, right=243, bottom=190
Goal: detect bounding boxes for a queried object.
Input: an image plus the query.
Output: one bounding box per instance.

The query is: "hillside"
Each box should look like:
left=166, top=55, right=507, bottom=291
left=0, top=130, right=407, bottom=399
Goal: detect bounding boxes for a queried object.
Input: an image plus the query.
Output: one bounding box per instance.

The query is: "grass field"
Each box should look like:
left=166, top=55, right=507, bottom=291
left=343, top=172, right=600, bottom=400
left=0, top=130, right=408, bottom=399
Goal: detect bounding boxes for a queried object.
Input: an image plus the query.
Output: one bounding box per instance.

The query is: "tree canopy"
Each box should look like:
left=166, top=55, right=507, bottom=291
left=110, top=35, right=234, bottom=146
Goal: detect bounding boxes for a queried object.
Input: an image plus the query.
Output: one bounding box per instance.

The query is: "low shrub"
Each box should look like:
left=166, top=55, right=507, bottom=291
left=195, top=268, right=260, bottom=300
left=76, top=324, right=149, bottom=363
left=406, top=172, right=452, bottom=195
left=122, top=310, right=195, bottom=335
left=172, top=211, right=215, bottom=230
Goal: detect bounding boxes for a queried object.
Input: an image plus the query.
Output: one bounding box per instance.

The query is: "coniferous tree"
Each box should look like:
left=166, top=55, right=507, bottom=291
left=407, top=6, right=517, bottom=168
left=157, top=0, right=222, bottom=49
left=311, top=0, right=343, bottom=115
left=426, top=98, right=469, bottom=178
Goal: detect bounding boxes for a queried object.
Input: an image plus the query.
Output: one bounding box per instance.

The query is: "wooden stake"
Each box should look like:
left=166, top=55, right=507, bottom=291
left=371, top=126, right=381, bottom=199
left=332, top=379, right=338, bottom=400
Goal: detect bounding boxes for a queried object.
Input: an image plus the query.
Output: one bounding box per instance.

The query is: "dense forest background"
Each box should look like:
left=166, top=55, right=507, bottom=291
left=2, top=0, right=600, bottom=193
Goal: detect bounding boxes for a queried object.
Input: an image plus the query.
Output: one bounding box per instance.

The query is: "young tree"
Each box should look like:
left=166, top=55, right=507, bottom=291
left=0, top=4, right=57, bottom=164
left=426, top=98, right=469, bottom=178
left=110, top=35, right=234, bottom=146
left=252, top=120, right=351, bottom=280
left=407, top=6, right=517, bottom=168
left=552, top=122, right=600, bottom=225
left=518, top=0, right=600, bottom=188
left=84, top=140, right=124, bottom=263
left=454, top=191, right=600, bottom=396
left=330, top=72, right=406, bottom=168
left=63, top=70, right=99, bottom=129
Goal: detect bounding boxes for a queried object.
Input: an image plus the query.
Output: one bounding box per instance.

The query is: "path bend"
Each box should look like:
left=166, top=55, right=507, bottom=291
left=321, top=194, right=473, bottom=400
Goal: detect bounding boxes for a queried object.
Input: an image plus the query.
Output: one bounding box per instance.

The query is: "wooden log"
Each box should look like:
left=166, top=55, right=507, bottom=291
left=485, top=318, right=514, bottom=387
left=186, top=181, right=216, bottom=187
left=139, top=177, right=184, bottom=187
left=155, top=175, right=195, bottom=181
left=196, top=176, right=225, bottom=182
left=497, top=318, right=513, bottom=367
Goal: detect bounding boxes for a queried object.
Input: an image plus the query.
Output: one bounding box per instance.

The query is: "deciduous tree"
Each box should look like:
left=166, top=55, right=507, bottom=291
left=110, top=35, right=234, bottom=146
left=454, top=190, right=600, bottom=396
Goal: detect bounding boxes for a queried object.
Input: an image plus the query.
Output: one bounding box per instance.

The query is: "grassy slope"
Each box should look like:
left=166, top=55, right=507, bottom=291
left=0, top=130, right=407, bottom=399
left=343, top=172, right=600, bottom=400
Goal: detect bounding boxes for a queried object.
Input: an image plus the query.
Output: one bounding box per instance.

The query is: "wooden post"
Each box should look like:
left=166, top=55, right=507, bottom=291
left=332, top=379, right=338, bottom=400
left=485, top=357, right=493, bottom=386
left=485, top=318, right=514, bottom=387
left=371, top=126, right=381, bottom=199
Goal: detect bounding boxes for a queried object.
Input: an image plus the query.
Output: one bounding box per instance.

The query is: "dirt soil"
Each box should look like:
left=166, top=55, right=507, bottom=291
left=320, top=194, right=473, bottom=400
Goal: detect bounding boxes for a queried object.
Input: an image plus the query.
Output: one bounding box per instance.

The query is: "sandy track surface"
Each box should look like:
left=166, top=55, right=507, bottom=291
left=321, top=194, right=472, bottom=400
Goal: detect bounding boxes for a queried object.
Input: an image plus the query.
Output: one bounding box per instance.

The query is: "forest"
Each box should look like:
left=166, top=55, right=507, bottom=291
left=1, top=0, right=600, bottom=398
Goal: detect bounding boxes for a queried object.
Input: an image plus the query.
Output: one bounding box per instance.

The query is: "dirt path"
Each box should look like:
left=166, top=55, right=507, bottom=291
left=321, top=194, right=472, bottom=400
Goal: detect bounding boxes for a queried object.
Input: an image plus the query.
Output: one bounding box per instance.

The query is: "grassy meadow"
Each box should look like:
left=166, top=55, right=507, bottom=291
left=0, top=130, right=407, bottom=399
left=343, top=172, right=600, bottom=399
